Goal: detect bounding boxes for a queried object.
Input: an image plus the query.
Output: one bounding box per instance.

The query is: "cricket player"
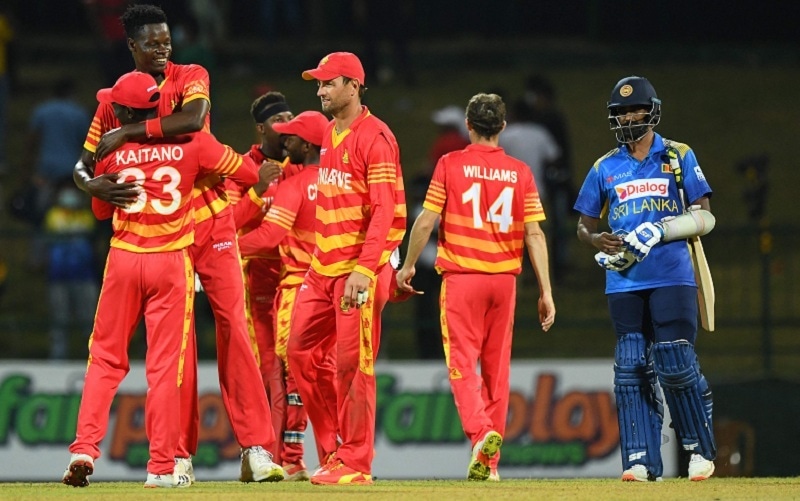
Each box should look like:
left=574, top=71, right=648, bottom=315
left=574, top=75, right=717, bottom=481
left=289, top=52, right=406, bottom=485
left=396, top=93, right=556, bottom=481
left=62, top=71, right=258, bottom=488
left=238, top=110, right=332, bottom=481
left=72, top=4, right=283, bottom=483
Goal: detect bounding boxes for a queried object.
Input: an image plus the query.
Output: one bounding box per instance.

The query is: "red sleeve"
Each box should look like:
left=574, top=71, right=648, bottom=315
left=178, top=64, right=211, bottom=108
left=231, top=188, right=268, bottom=232
left=196, top=132, right=259, bottom=186
left=356, top=132, right=398, bottom=275
left=238, top=178, right=301, bottom=256
left=83, top=103, right=119, bottom=154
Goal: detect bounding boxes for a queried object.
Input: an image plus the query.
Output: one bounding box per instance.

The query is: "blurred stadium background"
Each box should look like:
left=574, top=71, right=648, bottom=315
left=0, top=0, right=798, bottom=478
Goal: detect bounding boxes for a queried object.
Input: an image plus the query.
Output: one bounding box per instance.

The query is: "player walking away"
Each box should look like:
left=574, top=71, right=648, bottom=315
left=238, top=111, right=332, bottom=481
left=225, top=91, right=296, bottom=466
left=574, top=76, right=717, bottom=482
left=289, top=52, right=406, bottom=485
left=396, top=93, right=556, bottom=481
left=62, top=71, right=258, bottom=488
left=71, top=4, right=284, bottom=483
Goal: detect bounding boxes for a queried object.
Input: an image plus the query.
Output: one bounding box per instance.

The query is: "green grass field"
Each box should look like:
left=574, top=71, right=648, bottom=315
left=4, top=478, right=800, bottom=500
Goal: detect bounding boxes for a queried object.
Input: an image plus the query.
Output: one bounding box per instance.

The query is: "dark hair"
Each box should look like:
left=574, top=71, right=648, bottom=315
left=466, top=93, right=506, bottom=139
left=250, top=91, right=288, bottom=122
left=342, top=77, right=368, bottom=99
left=121, top=4, right=168, bottom=40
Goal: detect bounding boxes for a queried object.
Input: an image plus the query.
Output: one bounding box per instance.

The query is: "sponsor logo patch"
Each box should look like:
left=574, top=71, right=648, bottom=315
left=614, top=178, right=670, bottom=201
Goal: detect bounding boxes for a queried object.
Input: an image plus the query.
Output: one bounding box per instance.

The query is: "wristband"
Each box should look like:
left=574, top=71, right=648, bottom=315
left=145, top=118, right=164, bottom=138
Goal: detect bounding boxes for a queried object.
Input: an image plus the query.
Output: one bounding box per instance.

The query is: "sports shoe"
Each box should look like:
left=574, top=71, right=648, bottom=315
left=467, top=431, right=503, bottom=481
left=312, top=451, right=337, bottom=476
left=488, top=468, right=500, bottom=482
left=144, top=472, right=191, bottom=488
left=621, top=464, right=663, bottom=482
left=310, top=458, right=373, bottom=485
left=283, top=460, right=310, bottom=481
left=688, top=454, right=715, bottom=481
left=174, top=457, right=195, bottom=484
left=62, top=453, right=94, bottom=487
left=240, top=446, right=285, bottom=482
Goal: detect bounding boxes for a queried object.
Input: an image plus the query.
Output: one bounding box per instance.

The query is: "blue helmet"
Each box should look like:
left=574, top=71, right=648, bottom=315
left=607, top=76, right=661, bottom=143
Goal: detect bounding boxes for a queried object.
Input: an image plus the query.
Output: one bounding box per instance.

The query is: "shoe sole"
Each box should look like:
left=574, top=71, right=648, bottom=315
left=621, top=473, right=648, bottom=482
left=468, top=432, right=503, bottom=481
left=310, top=477, right=373, bottom=485
left=253, top=468, right=285, bottom=482
left=63, top=461, right=93, bottom=487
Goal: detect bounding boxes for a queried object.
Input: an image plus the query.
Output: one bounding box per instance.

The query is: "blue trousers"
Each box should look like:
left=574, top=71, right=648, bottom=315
left=608, top=286, right=698, bottom=344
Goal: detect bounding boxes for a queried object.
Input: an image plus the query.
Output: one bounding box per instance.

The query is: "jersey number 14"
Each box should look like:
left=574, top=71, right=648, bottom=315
left=461, top=183, right=514, bottom=233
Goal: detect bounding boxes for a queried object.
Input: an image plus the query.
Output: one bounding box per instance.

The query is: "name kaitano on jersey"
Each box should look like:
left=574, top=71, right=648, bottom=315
left=115, top=145, right=186, bottom=166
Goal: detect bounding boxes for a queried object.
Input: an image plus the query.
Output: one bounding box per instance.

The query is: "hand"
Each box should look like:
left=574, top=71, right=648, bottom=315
left=342, top=270, right=372, bottom=310
left=538, top=292, right=556, bottom=332
left=86, top=172, right=141, bottom=208
left=622, top=222, right=664, bottom=261
left=395, top=266, right=416, bottom=292
left=253, top=161, right=283, bottom=195
left=95, top=127, right=129, bottom=160
left=594, top=250, right=635, bottom=271
left=591, top=231, right=625, bottom=254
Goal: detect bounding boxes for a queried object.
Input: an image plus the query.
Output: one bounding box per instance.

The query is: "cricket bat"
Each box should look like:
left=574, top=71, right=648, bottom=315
left=689, top=236, right=715, bottom=331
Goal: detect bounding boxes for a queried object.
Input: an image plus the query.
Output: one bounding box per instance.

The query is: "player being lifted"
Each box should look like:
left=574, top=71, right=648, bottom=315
left=574, top=75, right=716, bottom=481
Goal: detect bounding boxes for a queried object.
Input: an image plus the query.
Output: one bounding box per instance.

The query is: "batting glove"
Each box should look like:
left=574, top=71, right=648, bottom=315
left=623, top=222, right=664, bottom=261
left=594, top=250, right=635, bottom=271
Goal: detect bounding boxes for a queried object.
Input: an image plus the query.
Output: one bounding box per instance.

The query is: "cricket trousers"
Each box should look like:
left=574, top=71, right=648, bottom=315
left=244, top=256, right=286, bottom=461
left=178, top=210, right=276, bottom=456
left=441, top=272, right=516, bottom=468
left=274, top=285, right=308, bottom=466
left=70, top=248, right=194, bottom=475
left=288, top=264, right=393, bottom=473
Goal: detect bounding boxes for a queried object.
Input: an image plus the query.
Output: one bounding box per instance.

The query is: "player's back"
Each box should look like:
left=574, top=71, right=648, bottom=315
left=93, top=132, right=256, bottom=253
left=428, top=144, right=544, bottom=275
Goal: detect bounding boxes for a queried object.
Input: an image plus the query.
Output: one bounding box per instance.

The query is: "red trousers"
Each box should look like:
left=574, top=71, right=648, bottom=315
left=70, top=248, right=193, bottom=475
left=274, top=285, right=308, bottom=465
left=440, top=273, right=516, bottom=468
left=288, top=265, right=392, bottom=473
left=179, top=210, right=275, bottom=455
left=243, top=257, right=285, bottom=460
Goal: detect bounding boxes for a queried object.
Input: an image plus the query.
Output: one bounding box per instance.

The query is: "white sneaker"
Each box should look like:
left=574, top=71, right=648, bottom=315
left=174, top=457, right=195, bottom=484
left=62, top=453, right=94, bottom=487
left=688, top=454, right=715, bottom=481
left=488, top=468, right=500, bottom=482
left=621, top=464, right=663, bottom=482
left=240, top=446, right=285, bottom=482
left=467, top=430, right=503, bottom=481
left=144, top=472, right=191, bottom=488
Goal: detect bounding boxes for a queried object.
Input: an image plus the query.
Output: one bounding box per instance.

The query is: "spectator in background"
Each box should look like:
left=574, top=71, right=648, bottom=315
left=42, top=179, right=99, bottom=360
left=407, top=105, right=470, bottom=359
left=83, top=0, right=133, bottom=87
left=25, top=77, right=91, bottom=223
left=187, top=0, right=227, bottom=50
left=258, top=0, right=302, bottom=41
left=353, top=0, right=415, bottom=85
left=0, top=6, right=14, bottom=175
left=515, top=74, right=576, bottom=279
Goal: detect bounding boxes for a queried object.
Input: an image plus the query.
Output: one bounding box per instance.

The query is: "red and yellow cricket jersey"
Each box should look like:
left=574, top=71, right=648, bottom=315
left=312, top=107, right=406, bottom=279
left=238, top=165, right=319, bottom=287
left=82, top=62, right=228, bottom=224
left=91, top=132, right=258, bottom=253
left=423, top=143, right=545, bottom=275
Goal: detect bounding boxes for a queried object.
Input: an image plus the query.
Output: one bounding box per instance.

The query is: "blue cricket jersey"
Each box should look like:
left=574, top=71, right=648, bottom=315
left=574, top=133, right=712, bottom=294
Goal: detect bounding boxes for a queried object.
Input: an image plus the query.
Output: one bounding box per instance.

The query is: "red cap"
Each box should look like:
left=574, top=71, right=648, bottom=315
left=272, top=111, right=330, bottom=146
left=302, top=52, right=365, bottom=85
left=96, top=71, right=160, bottom=109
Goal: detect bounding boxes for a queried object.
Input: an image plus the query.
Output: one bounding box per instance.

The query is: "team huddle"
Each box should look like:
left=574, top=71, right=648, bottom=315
left=61, top=4, right=716, bottom=488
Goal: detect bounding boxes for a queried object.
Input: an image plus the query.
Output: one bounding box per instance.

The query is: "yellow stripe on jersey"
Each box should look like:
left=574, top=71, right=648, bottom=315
left=315, top=204, right=367, bottom=223
left=266, top=206, right=296, bottom=231
left=443, top=232, right=523, bottom=252
left=111, top=233, right=195, bottom=253
left=316, top=231, right=366, bottom=252
left=436, top=249, right=522, bottom=274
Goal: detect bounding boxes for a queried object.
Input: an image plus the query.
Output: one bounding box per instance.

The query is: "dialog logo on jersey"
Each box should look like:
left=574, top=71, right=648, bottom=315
left=615, top=179, right=670, bottom=201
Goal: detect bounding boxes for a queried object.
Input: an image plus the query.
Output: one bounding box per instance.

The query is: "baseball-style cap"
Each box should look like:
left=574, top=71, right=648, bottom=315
left=272, top=111, right=330, bottom=146
left=96, top=71, right=160, bottom=109
left=302, top=52, right=366, bottom=85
